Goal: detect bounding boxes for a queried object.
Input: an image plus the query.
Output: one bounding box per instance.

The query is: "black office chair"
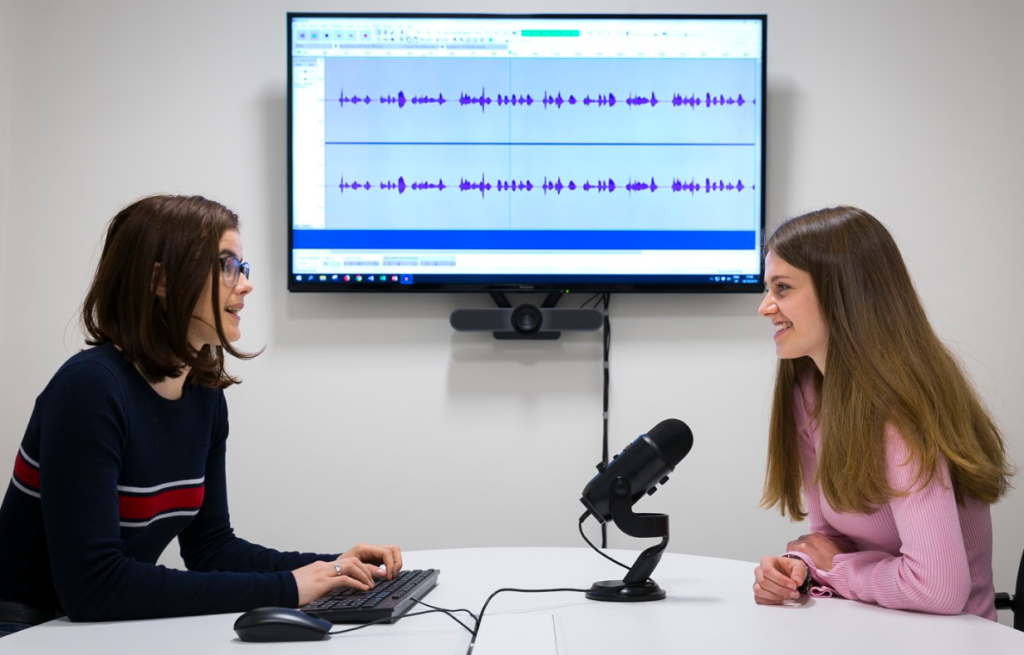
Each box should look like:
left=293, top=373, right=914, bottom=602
left=994, top=546, right=1023, bottom=631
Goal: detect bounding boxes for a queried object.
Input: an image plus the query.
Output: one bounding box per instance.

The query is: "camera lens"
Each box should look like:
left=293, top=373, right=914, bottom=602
left=511, top=305, right=543, bottom=334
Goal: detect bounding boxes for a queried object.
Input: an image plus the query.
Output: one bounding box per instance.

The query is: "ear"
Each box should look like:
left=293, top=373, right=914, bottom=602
left=151, top=263, right=167, bottom=298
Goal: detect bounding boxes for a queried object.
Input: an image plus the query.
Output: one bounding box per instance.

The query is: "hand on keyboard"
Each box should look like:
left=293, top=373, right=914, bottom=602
left=339, top=542, right=404, bottom=581
left=293, top=557, right=376, bottom=606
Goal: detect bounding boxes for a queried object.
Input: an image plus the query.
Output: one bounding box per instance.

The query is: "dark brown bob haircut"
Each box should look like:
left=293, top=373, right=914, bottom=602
left=82, top=195, right=257, bottom=389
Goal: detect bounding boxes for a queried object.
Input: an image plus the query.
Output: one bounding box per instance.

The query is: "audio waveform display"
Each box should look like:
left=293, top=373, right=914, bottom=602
left=341, top=177, right=448, bottom=193
left=496, top=94, right=535, bottom=106
left=338, top=88, right=752, bottom=111
left=340, top=175, right=751, bottom=198
left=315, top=48, right=762, bottom=238
left=544, top=92, right=575, bottom=109
left=340, top=90, right=450, bottom=108
left=459, top=89, right=492, bottom=111
left=583, top=94, right=617, bottom=108
left=672, top=93, right=748, bottom=108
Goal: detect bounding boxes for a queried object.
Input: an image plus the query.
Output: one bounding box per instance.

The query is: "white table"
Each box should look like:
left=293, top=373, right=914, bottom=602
left=1, top=547, right=1021, bottom=654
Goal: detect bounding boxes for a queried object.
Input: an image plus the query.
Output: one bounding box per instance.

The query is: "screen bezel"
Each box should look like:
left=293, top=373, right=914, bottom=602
left=287, top=12, right=768, bottom=294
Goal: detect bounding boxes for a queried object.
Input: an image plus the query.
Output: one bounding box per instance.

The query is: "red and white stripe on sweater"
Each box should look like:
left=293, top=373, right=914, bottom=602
left=12, top=446, right=205, bottom=529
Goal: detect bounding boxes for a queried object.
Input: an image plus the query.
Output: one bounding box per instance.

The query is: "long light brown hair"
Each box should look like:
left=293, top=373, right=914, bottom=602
left=82, top=195, right=258, bottom=389
left=761, top=206, right=1012, bottom=519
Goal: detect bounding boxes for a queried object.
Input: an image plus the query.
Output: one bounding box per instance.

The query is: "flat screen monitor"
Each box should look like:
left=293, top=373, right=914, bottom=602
left=288, top=13, right=767, bottom=293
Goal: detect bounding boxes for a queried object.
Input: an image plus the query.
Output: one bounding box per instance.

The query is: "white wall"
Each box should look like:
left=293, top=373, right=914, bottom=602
left=0, top=0, right=12, bottom=349
left=1, top=0, right=1022, bottom=623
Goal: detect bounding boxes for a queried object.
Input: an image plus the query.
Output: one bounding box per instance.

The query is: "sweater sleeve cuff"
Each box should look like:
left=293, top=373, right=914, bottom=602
left=279, top=571, right=300, bottom=607
left=782, top=551, right=835, bottom=598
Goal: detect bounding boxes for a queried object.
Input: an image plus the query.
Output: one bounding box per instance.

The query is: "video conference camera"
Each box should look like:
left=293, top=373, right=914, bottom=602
left=450, top=303, right=602, bottom=340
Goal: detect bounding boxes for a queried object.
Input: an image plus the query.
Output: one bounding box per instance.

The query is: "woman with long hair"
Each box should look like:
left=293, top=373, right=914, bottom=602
left=752, top=206, right=1012, bottom=619
left=0, top=195, right=401, bottom=636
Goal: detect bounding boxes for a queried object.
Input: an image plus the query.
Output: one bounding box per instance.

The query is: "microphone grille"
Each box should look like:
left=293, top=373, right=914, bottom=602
left=647, top=419, right=693, bottom=465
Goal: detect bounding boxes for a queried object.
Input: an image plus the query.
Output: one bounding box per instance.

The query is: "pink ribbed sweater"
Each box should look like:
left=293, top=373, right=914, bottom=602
left=783, top=376, right=996, bottom=620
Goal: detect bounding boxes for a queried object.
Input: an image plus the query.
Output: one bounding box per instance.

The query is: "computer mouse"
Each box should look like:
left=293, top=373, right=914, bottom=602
left=233, top=606, right=332, bottom=642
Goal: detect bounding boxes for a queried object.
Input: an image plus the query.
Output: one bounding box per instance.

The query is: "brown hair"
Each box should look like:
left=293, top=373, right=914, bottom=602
left=82, top=195, right=256, bottom=389
left=760, top=206, right=1012, bottom=519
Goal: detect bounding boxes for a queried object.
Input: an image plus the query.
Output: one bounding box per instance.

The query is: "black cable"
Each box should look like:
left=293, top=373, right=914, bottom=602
left=577, top=512, right=629, bottom=570
left=601, top=292, right=611, bottom=548
left=409, top=597, right=477, bottom=634
left=411, top=597, right=478, bottom=621
left=466, top=587, right=590, bottom=655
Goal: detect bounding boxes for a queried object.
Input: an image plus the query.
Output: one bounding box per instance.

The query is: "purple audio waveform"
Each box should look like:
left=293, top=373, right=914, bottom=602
left=342, top=176, right=447, bottom=194
left=407, top=178, right=445, bottom=191
left=671, top=178, right=747, bottom=194
left=582, top=93, right=617, bottom=108
left=582, top=179, right=617, bottom=192
left=339, top=89, right=754, bottom=110
left=542, top=92, right=577, bottom=109
left=342, top=175, right=751, bottom=197
left=626, top=178, right=659, bottom=193
left=377, top=92, right=407, bottom=108
left=459, top=174, right=493, bottom=198
left=338, top=90, right=373, bottom=107
left=671, top=93, right=748, bottom=109
left=460, top=88, right=493, bottom=113
left=338, top=177, right=372, bottom=192
left=409, top=93, right=447, bottom=106
left=542, top=177, right=578, bottom=194
left=340, top=90, right=448, bottom=108
left=626, top=93, right=659, bottom=108
left=496, top=179, right=536, bottom=192
left=496, top=94, right=535, bottom=106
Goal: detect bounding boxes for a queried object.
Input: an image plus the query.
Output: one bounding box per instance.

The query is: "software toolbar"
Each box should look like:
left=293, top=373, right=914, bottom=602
left=291, top=18, right=762, bottom=59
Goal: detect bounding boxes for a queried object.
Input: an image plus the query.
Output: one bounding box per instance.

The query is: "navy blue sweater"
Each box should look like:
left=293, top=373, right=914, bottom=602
left=0, top=344, right=335, bottom=621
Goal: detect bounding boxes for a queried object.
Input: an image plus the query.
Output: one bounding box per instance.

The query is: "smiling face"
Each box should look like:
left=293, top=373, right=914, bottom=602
left=188, top=229, right=252, bottom=349
left=758, top=249, right=829, bottom=373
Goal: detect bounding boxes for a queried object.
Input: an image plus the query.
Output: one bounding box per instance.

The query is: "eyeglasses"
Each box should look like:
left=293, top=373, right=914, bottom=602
left=219, top=256, right=251, bottom=288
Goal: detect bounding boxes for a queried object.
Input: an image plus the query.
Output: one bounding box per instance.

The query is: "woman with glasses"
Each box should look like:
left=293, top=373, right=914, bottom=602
left=751, top=206, right=1012, bottom=619
left=0, top=195, right=401, bottom=635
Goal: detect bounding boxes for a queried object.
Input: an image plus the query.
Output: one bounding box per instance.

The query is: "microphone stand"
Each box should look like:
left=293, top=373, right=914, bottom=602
left=586, top=478, right=669, bottom=601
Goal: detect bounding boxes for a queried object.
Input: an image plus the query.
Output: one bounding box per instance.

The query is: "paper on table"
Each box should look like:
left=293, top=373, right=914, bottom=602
left=470, top=613, right=560, bottom=655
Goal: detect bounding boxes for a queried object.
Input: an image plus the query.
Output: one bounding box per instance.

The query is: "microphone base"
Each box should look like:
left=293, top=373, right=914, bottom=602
left=585, top=579, right=666, bottom=602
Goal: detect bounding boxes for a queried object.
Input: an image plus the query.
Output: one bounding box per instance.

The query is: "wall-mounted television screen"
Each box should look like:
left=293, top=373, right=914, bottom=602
left=288, top=13, right=766, bottom=293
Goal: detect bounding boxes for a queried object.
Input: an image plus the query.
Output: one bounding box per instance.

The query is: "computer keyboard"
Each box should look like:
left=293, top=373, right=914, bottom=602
left=301, top=568, right=440, bottom=624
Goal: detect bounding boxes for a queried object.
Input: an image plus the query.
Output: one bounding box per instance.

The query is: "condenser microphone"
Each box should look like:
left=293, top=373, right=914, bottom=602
left=580, top=419, right=693, bottom=524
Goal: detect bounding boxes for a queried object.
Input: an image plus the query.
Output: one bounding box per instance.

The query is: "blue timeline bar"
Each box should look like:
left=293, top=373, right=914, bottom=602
left=293, top=230, right=755, bottom=250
